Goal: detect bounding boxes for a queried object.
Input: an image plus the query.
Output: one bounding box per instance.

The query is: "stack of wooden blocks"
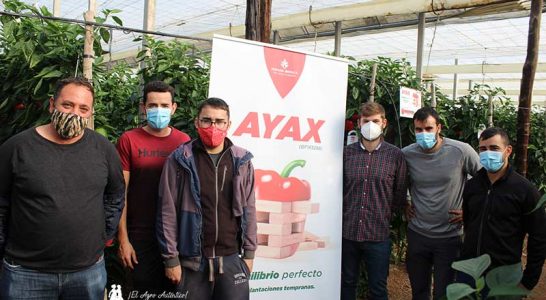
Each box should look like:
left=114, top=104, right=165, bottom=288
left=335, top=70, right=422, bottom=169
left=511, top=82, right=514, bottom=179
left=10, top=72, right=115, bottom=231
left=255, top=199, right=325, bottom=259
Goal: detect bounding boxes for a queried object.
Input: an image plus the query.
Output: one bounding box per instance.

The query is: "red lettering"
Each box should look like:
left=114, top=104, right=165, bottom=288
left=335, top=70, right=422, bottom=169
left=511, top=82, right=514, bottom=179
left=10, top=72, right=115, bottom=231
left=301, top=118, right=325, bottom=142
left=233, top=112, right=260, bottom=137
left=263, top=113, right=285, bottom=139
left=233, top=112, right=325, bottom=143
left=275, top=116, right=301, bottom=141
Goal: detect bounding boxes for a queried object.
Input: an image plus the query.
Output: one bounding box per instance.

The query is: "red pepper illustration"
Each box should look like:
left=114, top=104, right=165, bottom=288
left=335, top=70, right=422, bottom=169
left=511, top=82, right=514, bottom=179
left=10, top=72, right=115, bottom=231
left=255, top=159, right=311, bottom=202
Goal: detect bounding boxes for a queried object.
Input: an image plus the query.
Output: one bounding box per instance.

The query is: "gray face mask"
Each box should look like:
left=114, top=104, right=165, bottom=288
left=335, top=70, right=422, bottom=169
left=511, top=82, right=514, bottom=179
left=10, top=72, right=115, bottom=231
left=51, top=109, right=89, bottom=139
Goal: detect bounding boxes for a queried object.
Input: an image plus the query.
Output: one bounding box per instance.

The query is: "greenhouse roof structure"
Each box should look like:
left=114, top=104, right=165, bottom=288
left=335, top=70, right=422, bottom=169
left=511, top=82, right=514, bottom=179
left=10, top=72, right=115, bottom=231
left=2, top=0, right=546, bottom=106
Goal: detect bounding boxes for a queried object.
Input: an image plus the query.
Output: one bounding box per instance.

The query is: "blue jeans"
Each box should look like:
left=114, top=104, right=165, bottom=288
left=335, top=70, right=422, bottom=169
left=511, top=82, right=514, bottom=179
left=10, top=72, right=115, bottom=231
left=341, top=238, right=391, bottom=300
left=0, top=256, right=106, bottom=299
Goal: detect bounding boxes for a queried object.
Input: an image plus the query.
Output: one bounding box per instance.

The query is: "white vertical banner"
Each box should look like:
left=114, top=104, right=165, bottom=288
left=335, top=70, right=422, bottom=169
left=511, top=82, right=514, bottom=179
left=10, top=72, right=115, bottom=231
left=208, top=35, right=348, bottom=300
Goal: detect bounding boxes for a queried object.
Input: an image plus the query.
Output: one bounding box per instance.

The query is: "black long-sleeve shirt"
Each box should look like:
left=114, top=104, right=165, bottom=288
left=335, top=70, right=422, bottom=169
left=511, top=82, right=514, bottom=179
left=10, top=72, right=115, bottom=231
left=0, top=128, right=125, bottom=272
left=462, top=166, right=546, bottom=290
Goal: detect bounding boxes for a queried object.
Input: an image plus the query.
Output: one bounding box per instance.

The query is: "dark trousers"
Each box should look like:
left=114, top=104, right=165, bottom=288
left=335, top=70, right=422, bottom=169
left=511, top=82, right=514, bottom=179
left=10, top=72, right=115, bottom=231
left=177, top=254, right=250, bottom=300
left=130, top=239, right=175, bottom=294
left=341, top=238, right=391, bottom=300
left=406, top=228, right=462, bottom=300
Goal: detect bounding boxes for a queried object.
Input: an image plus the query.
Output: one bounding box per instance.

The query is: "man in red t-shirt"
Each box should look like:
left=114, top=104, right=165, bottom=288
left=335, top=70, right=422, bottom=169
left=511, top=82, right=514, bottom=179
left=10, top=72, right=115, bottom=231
left=116, top=81, right=191, bottom=294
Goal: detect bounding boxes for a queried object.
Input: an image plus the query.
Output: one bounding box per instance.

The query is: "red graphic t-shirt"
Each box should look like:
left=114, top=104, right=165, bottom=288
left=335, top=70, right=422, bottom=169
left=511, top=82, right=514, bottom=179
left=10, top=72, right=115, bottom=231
left=116, top=127, right=190, bottom=241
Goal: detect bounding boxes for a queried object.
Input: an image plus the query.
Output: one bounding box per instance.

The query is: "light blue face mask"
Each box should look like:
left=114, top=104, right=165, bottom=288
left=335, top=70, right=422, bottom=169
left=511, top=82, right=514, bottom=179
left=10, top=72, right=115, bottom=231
left=415, top=132, right=437, bottom=150
left=479, top=150, right=505, bottom=173
left=146, top=107, right=171, bottom=129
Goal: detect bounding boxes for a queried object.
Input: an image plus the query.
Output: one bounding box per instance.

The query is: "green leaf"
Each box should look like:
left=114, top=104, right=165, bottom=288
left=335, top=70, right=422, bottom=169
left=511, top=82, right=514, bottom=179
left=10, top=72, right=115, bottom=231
left=0, top=98, right=10, bottom=111
left=112, top=16, right=123, bottom=26
left=34, top=66, right=56, bottom=78
left=33, top=78, right=43, bottom=95
left=526, top=194, right=546, bottom=215
left=352, top=86, right=359, bottom=100
left=157, top=63, right=169, bottom=73
left=3, top=20, right=15, bottom=37
left=487, top=286, right=529, bottom=298
left=29, top=53, right=41, bottom=68
left=476, top=277, right=485, bottom=291
left=451, top=254, right=491, bottom=281
left=446, top=283, right=476, bottom=300
left=100, top=28, right=110, bottom=43
left=42, top=70, right=63, bottom=79
left=485, top=263, right=523, bottom=289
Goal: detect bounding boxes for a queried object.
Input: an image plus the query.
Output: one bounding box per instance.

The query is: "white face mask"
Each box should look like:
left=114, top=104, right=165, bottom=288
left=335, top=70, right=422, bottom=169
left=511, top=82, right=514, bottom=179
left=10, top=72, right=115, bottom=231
left=360, top=121, right=383, bottom=141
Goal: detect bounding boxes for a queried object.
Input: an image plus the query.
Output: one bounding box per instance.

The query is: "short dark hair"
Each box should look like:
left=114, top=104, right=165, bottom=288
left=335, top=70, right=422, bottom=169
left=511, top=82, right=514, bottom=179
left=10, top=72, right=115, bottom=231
left=197, top=97, right=230, bottom=118
left=53, top=77, right=94, bottom=101
left=480, top=127, right=510, bottom=146
left=413, top=107, right=441, bottom=125
left=143, top=81, right=175, bottom=104
left=360, top=102, right=385, bottom=118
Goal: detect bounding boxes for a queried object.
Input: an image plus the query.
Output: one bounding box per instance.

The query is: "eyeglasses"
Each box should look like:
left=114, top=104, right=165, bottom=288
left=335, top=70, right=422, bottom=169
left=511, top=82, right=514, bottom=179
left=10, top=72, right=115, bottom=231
left=199, top=118, right=228, bottom=129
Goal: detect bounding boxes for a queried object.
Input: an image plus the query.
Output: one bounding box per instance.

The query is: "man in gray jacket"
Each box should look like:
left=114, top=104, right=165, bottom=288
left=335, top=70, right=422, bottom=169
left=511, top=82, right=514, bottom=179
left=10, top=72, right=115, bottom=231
left=156, top=97, right=257, bottom=300
left=402, top=107, right=480, bottom=300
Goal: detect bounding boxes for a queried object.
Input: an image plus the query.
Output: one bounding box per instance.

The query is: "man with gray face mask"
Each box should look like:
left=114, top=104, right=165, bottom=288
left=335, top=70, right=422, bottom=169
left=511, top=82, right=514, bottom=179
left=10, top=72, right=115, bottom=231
left=341, top=102, right=408, bottom=300
left=0, top=77, right=125, bottom=299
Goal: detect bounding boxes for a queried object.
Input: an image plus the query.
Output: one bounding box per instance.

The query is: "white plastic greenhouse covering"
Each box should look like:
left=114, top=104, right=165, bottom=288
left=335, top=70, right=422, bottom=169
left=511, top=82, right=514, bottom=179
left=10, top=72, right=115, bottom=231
left=1, top=0, right=546, bottom=106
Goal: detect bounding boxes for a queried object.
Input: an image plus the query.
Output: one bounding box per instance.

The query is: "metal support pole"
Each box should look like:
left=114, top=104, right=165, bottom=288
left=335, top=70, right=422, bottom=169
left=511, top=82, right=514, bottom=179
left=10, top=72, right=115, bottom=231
left=416, top=12, right=425, bottom=82
left=53, top=0, right=61, bottom=17
left=142, top=0, right=156, bottom=60
left=431, top=82, right=437, bottom=109
left=487, top=95, right=494, bottom=127
left=273, top=30, right=280, bottom=45
left=369, top=63, right=378, bottom=102
left=83, top=0, right=95, bottom=129
left=334, top=21, right=342, bottom=57
left=468, top=80, right=474, bottom=91
left=140, top=0, right=156, bottom=121
left=453, top=58, right=459, bottom=100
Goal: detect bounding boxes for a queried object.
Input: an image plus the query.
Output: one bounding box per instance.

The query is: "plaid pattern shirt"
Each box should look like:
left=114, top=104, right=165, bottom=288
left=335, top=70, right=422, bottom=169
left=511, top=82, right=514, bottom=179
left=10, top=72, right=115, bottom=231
left=343, top=140, right=408, bottom=242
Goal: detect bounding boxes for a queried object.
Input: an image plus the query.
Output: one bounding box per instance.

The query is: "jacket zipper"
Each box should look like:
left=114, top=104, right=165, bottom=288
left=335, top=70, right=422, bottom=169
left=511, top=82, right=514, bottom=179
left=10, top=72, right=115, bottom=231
left=221, top=166, right=227, bottom=192
left=476, top=189, right=491, bottom=256
left=213, top=150, right=229, bottom=258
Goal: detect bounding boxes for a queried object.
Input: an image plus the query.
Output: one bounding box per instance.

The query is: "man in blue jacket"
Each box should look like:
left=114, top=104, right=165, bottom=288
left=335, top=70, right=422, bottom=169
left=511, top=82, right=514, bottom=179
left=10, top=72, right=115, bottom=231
left=156, top=97, right=257, bottom=300
left=461, top=127, right=545, bottom=292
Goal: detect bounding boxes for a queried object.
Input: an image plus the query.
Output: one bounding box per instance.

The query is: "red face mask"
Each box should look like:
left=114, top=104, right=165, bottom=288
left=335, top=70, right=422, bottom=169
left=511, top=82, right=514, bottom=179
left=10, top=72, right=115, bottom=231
left=197, top=126, right=227, bottom=148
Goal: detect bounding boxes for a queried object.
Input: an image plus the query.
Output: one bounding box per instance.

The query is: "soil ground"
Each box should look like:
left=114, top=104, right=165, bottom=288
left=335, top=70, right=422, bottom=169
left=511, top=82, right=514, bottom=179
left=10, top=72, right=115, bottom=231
left=384, top=263, right=546, bottom=300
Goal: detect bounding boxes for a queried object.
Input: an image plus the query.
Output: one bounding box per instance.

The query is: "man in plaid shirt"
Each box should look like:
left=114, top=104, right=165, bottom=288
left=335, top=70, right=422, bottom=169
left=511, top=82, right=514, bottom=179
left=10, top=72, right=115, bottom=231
left=341, top=102, right=408, bottom=300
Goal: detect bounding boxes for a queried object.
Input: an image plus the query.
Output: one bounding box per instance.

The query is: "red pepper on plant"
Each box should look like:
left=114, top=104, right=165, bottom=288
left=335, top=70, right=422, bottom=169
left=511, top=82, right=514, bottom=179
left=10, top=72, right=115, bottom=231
left=255, top=159, right=311, bottom=202
left=345, top=119, right=354, bottom=132
left=350, top=112, right=359, bottom=122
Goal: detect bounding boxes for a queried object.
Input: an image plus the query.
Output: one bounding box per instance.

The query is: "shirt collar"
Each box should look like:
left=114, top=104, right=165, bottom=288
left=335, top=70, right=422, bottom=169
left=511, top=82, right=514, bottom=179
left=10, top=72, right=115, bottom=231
left=360, top=140, right=382, bottom=152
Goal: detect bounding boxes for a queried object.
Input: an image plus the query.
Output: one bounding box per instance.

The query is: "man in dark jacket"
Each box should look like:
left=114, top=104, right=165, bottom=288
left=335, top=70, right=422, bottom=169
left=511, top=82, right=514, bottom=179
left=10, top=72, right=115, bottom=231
left=157, top=97, right=257, bottom=300
left=462, top=127, right=546, bottom=291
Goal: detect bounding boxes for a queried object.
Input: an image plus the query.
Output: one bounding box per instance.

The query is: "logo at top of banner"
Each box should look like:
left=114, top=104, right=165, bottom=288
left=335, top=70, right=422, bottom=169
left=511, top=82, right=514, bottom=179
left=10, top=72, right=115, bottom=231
left=264, top=47, right=306, bottom=99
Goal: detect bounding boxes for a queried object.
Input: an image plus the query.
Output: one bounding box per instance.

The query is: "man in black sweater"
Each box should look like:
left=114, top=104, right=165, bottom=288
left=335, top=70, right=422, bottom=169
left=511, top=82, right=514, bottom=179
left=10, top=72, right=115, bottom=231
left=0, top=77, right=125, bottom=299
left=461, top=127, right=545, bottom=292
